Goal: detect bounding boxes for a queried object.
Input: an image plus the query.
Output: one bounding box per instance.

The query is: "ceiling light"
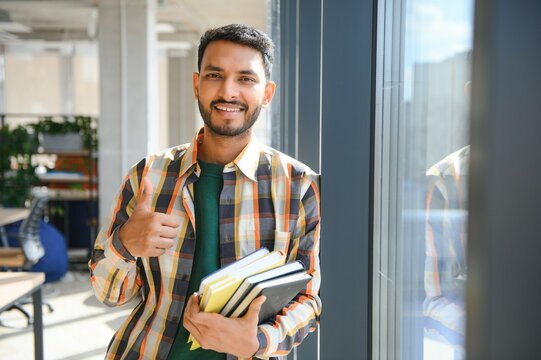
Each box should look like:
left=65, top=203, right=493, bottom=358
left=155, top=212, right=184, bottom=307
left=0, top=9, right=31, bottom=33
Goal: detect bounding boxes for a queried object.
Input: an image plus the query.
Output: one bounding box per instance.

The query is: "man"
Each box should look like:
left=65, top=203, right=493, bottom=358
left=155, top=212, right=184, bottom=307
left=89, top=24, right=321, bottom=360
left=424, top=145, right=469, bottom=358
left=423, top=69, right=471, bottom=359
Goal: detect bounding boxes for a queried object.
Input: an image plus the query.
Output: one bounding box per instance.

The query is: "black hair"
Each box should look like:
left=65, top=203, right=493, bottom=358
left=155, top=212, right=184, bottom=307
left=197, top=24, right=274, bottom=80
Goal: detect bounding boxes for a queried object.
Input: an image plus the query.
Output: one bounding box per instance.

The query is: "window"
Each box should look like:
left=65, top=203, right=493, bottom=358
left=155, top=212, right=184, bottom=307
left=373, top=0, right=474, bottom=359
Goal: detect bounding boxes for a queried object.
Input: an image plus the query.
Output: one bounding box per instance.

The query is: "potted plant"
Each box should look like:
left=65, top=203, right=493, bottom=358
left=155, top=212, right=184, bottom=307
left=32, top=116, right=98, bottom=152
left=0, top=124, right=39, bottom=207
left=0, top=116, right=98, bottom=207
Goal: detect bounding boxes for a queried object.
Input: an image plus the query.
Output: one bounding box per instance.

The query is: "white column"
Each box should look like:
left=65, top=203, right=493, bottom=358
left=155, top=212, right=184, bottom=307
left=167, top=48, right=200, bottom=147
left=0, top=45, right=5, bottom=113
left=59, top=45, right=75, bottom=115
left=98, top=0, right=158, bottom=226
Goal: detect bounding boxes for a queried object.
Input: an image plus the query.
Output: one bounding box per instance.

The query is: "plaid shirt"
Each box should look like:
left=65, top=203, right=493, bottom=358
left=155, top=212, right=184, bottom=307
left=424, top=145, right=469, bottom=344
left=89, top=129, right=321, bottom=360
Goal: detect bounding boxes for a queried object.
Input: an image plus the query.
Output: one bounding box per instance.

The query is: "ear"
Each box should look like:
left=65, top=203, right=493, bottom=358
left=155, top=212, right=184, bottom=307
left=193, top=72, right=200, bottom=99
left=262, top=81, right=276, bottom=108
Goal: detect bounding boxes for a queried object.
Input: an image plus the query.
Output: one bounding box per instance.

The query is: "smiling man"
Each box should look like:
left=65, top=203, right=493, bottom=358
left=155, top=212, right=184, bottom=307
left=90, top=24, right=321, bottom=360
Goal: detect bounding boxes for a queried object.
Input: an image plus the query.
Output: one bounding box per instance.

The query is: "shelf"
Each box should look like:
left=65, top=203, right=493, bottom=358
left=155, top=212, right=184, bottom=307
left=37, top=150, right=92, bottom=157
left=37, top=173, right=97, bottom=183
left=35, top=150, right=98, bottom=159
left=47, top=189, right=98, bottom=201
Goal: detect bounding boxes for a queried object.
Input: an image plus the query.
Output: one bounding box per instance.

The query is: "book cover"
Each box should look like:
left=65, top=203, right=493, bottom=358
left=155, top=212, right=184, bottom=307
left=229, top=272, right=312, bottom=324
left=200, top=250, right=286, bottom=312
left=220, top=260, right=305, bottom=317
left=197, top=247, right=269, bottom=304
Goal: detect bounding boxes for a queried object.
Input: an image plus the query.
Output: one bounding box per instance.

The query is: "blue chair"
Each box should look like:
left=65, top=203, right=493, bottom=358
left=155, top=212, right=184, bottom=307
left=0, top=188, right=49, bottom=269
left=0, top=188, right=66, bottom=325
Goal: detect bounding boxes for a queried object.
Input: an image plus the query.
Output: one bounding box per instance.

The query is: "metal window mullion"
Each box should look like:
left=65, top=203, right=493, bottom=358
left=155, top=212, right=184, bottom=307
left=373, top=0, right=404, bottom=358
left=279, top=0, right=298, bottom=157
left=295, top=1, right=323, bottom=357
left=467, top=0, right=541, bottom=358
left=320, top=0, right=377, bottom=358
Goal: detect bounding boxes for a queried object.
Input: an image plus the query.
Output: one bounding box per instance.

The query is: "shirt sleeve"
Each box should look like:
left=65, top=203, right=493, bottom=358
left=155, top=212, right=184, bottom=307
left=423, top=177, right=465, bottom=340
left=88, top=159, right=145, bottom=307
left=254, top=172, right=322, bottom=358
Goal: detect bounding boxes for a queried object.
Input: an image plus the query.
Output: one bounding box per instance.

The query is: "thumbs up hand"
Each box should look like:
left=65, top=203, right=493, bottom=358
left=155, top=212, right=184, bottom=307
left=118, top=176, right=181, bottom=258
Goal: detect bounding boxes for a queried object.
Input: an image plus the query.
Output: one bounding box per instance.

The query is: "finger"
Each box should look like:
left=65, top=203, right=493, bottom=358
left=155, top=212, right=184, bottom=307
left=158, top=213, right=181, bottom=228
left=186, top=293, right=201, bottom=315
left=158, top=226, right=178, bottom=239
left=184, top=311, right=209, bottom=334
left=148, top=247, right=166, bottom=257
left=183, top=315, right=194, bottom=333
left=151, top=212, right=181, bottom=228
left=135, top=176, right=154, bottom=212
left=185, top=306, right=214, bottom=329
left=186, top=294, right=216, bottom=326
left=192, top=309, right=220, bottom=326
left=153, top=237, right=174, bottom=249
left=183, top=295, right=196, bottom=326
left=244, top=295, right=266, bottom=323
left=183, top=316, right=204, bottom=344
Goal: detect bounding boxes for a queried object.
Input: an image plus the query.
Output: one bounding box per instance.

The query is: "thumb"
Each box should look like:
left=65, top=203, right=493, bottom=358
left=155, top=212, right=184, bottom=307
left=135, top=176, right=153, bottom=212
left=245, top=295, right=266, bottom=323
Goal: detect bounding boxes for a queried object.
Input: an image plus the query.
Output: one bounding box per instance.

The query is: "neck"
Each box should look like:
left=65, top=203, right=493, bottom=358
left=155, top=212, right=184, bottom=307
left=197, top=125, right=252, bottom=165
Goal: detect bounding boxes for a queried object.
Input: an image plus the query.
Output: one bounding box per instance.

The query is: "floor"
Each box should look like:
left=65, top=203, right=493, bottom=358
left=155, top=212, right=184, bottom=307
left=0, top=271, right=133, bottom=360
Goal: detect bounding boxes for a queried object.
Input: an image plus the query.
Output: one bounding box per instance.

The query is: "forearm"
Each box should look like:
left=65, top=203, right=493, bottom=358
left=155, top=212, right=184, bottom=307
left=255, top=291, right=321, bottom=358
left=89, top=226, right=141, bottom=306
left=89, top=166, right=143, bottom=306
left=424, top=295, right=465, bottom=336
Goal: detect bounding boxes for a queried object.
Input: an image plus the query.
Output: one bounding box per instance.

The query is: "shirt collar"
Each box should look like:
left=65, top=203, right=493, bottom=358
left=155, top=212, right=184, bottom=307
left=229, top=133, right=260, bottom=182
left=177, top=129, right=202, bottom=179
left=178, top=127, right=260, bottom=182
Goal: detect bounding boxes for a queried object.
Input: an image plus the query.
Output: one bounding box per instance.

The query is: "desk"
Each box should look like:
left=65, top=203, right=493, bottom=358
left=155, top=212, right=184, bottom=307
left=0, top=207, right=30, bottom=227
left=0, top=207, right=30, bottom=247
left=0, top=272, right=45, bottom=360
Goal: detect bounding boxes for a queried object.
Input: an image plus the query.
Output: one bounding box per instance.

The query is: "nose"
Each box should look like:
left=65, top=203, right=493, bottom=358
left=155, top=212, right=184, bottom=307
left=218, top=77, right=239, bottom=100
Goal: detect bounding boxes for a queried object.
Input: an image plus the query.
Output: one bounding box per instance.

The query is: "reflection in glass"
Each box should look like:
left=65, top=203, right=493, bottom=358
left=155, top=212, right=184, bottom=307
left=373, top=0, right=473, bottom=359
left=424, top=145, right=469, bottom=360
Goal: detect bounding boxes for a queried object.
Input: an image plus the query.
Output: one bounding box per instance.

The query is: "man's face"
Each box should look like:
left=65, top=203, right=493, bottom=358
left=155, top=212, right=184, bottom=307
left=193, top=40, right=276, bottom=137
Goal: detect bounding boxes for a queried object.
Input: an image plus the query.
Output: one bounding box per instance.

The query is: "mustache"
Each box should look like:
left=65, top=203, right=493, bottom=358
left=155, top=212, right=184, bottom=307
left=210, top=98, right=248, bottom=109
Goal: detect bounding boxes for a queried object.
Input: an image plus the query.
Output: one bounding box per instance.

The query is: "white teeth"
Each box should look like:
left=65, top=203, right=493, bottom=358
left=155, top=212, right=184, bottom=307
left=215, top=104, right=243, bottom=112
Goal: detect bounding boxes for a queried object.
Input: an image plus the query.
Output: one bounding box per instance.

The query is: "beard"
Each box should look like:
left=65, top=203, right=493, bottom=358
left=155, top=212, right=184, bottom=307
left=198, top=97, right=262, bottom=137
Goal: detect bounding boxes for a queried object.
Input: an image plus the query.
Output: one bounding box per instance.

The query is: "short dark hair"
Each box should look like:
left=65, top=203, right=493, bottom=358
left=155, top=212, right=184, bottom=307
left=197, top=24, right=274, bottom=80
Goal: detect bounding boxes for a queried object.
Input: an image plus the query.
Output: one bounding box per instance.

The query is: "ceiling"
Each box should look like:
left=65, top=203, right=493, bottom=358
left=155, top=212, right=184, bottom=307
left=0, top=0, right=268, bottom=46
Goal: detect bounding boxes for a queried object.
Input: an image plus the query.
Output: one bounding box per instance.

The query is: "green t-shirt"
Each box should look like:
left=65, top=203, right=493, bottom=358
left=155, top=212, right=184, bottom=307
left=167, top=160, right=226, bottom=360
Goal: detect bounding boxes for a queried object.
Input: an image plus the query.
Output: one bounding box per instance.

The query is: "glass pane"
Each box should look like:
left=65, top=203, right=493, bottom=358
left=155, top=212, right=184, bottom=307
left=373, top=0, right=474, bottom=359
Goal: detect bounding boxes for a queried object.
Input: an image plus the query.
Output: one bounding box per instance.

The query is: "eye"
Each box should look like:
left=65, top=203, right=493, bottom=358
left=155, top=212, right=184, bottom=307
left=206, top=73, right=222, bottom=79
left=240, top=76, right=256, bottom=83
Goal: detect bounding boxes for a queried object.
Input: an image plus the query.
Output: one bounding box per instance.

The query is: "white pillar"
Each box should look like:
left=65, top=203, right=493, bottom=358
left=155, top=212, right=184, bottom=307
left=59, top=45, right=75, bottom=115
left=98, top=0, right=158, bottom=226
left=0, top=45, right=5, bottom=113
left=167, top=48, right=200, bottom=147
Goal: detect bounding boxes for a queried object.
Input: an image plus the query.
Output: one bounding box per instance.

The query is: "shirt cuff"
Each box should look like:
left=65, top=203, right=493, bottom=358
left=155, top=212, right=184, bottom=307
left=104, top=226, right=137, bottom=266
left=254, top=327, right=270, bottom=358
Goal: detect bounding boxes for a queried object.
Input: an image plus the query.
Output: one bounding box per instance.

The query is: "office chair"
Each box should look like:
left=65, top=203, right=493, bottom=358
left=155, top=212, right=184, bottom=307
left=0, top=187, right=52, bottom=326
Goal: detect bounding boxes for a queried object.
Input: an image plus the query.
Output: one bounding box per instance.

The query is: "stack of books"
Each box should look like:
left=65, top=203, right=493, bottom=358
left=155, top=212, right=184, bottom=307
left=188, top=247, right=311, bottom=350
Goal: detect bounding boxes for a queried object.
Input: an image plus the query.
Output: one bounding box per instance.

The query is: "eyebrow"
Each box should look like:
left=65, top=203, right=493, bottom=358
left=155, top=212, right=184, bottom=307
left=204, top=65, right=223, bottom=72
left=239, top=69, right=258, bottom=76
left=203, top=64, right=259, bottom=78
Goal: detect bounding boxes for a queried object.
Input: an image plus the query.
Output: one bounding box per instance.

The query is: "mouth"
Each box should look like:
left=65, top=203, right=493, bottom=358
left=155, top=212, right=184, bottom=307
left=212, top=102, right=246, bottom=113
